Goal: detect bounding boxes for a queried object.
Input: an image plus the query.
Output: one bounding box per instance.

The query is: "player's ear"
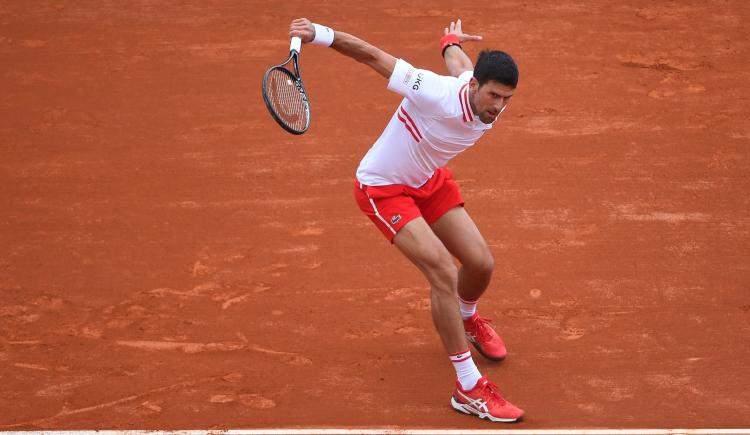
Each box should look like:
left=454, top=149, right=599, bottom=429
left=469, top=77, right=479, bottom=92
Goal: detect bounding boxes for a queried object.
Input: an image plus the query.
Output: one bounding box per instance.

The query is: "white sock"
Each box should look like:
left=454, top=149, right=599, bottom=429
left=458, top=296, right=477, bottom=320
left=449, top=349, right=481, bottom=390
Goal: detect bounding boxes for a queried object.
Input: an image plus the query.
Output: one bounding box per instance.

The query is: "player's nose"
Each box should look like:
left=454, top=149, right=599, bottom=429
left=495, top=98, right=509, bottom=111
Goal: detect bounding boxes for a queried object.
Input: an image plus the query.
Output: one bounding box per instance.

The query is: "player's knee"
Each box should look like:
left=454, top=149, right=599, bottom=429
left=424, top=254, right=458, bottom=292
left=433, top=264, right=459, bottom=291
left=476, top=252, right=495, bottom=277
left=465, top=249, right=494, bottom=278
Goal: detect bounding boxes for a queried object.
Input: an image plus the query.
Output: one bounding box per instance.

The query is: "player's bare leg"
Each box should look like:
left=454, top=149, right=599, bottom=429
left=430, top=206, right=494, bottom=302
left=431, top=206, right=508, bottom=360
left=393, top=217, right=465, bottom=353
left=393, top=215, right=523, bottom=422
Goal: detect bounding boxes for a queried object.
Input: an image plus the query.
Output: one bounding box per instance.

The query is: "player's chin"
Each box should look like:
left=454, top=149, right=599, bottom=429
left=480, top=112, right=498, bottom=124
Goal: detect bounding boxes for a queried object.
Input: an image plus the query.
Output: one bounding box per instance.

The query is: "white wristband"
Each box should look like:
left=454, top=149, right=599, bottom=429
left=312, top=23, right=335, bottom=46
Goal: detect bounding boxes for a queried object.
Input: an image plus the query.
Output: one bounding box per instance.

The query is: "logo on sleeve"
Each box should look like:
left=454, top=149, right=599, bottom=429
left=390, top=214, right=402, bottom=225
left=403, top=68, right=415, bottom=85
left=412, top=72, right=424, bottom=91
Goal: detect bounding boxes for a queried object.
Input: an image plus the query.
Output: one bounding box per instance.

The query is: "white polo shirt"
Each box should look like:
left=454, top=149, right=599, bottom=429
left=355, top=58, right=495, bottom=188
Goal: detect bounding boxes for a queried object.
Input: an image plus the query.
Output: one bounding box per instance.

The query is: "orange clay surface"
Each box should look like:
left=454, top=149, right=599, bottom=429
left=1, top=0, right=749, bottom=430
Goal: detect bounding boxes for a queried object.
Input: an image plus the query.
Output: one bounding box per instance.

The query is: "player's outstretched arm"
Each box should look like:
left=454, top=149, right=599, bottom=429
left=442, top=19, right=482, bottom=77
left=289, top=18, right=396, bottom=79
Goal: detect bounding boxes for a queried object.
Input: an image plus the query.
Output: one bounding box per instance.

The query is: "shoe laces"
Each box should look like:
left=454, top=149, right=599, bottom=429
left=480, top=379, right=507, bottom=406
left=471, top=315, right=495, bottom=341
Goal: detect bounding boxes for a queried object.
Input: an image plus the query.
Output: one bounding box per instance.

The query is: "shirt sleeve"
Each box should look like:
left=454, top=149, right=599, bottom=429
left=457, top=69, right=474, bottom=83
left=387, top=59, right=455, bottom=116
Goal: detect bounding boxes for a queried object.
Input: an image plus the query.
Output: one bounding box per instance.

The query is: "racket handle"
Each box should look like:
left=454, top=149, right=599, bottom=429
left=290, top=36, right=302, bottom=54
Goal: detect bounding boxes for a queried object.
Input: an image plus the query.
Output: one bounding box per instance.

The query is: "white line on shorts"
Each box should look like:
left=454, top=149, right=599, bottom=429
left=367, top=194, right=397, bottom=235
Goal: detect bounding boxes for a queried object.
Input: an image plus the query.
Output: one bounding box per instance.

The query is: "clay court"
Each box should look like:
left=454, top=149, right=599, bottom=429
left=1, top=0, right=749, bottom=430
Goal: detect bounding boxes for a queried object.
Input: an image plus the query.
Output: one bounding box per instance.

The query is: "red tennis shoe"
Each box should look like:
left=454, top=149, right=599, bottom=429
left=463, top=313, right=507, bottom=361
left=451, top=376, right=524, bottom=423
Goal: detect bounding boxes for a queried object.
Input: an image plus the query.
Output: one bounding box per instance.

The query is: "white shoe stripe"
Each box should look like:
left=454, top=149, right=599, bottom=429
left=455, top=389, right=489, bottom=413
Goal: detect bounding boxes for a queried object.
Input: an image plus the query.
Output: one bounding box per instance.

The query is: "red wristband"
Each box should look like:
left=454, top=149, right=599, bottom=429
left=440, top=34, right=462, bottom=56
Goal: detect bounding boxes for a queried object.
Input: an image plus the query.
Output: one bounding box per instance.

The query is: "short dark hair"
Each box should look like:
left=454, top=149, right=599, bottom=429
left=473, top=50, right=518, bottom=88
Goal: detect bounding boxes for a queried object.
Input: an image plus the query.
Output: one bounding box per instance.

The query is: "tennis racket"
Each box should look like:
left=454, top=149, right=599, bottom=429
left=262, top=36, right=311, bottom=135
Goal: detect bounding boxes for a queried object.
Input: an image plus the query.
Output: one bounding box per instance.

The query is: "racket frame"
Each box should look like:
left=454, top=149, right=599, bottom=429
left=261, top=37, right=311, bottom=135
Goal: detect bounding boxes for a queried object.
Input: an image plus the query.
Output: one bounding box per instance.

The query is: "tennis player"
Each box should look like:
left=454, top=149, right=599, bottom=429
left=289, top=17, right=523, bottom=423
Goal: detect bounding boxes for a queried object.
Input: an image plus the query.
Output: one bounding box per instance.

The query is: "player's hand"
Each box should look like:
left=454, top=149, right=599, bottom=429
left=289, top=18, right=315, bottom=43
left=444, top=18, right=482, bottom=43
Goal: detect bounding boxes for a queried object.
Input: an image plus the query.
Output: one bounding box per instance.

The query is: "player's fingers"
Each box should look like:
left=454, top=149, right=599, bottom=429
left=444, top=27, right=449, bottom=35
left=289, top=22, right=314, bottom=43
left=290, top=21, right=312, bottom=32
left=450, top=21, right=455, bottom=31
left=464, top=34, right=483, bottom=41
left=291, top=32, right=314, bottom=43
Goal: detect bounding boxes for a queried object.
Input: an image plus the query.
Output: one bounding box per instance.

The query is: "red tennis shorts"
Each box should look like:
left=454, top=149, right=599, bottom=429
left=353, top=167, right=464, bottom=243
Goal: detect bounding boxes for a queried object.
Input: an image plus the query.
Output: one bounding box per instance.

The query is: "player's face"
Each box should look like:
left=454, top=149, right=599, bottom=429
left=469, top=78, right=515, bottom=124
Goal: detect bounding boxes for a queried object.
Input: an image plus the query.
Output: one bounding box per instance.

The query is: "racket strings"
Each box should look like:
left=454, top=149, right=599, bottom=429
left=266, top=68, right=308, bottom=132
